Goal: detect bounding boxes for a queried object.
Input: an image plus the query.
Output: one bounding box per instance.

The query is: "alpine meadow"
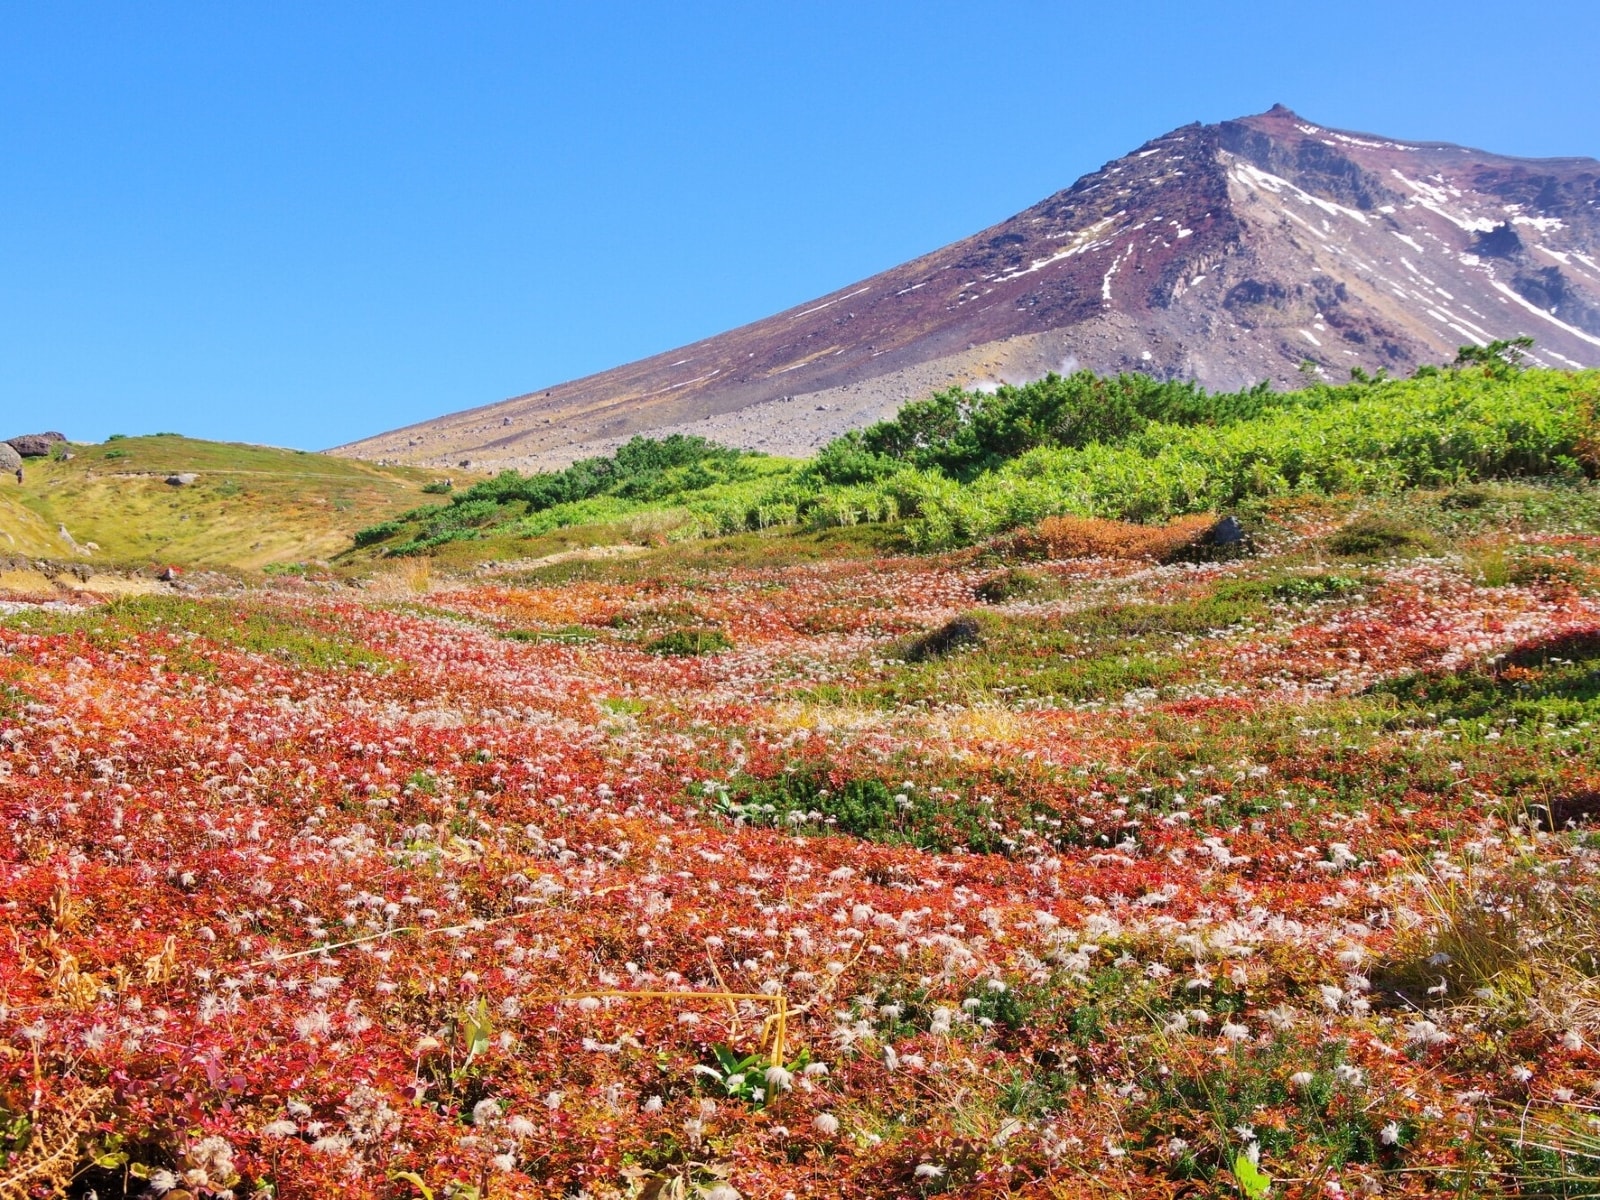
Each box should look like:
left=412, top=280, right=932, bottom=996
left=7, top=94, right=1600, bottom=1200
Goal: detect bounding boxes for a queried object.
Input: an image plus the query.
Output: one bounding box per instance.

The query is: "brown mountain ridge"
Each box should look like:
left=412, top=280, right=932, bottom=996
left=334, top=105, right=1600, bottom=471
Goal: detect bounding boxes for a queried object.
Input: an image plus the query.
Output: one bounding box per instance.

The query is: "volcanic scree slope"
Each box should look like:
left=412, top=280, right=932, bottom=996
left=335, top=106, right=1600, bottom=470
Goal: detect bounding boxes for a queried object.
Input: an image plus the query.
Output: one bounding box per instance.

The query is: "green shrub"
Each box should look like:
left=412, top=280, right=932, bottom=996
left=353, top=520, right=402, bottom=547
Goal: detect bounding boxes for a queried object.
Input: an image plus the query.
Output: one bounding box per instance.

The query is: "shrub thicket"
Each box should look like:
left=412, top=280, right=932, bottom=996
left=351, top=360, right=1600, bottom=556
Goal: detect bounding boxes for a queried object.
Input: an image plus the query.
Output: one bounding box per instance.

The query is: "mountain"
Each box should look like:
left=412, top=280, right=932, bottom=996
left=334, top=105, right=1600, bottom=471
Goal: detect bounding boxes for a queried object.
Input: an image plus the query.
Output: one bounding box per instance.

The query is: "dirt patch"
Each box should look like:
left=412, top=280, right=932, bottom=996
left=0, top=561, right=170, bottom=602
left=472, top=543, right=649, bottom=576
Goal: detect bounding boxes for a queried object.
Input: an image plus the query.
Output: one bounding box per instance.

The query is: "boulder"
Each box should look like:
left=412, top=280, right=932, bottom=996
left=4, top=432, right=66, bottom=458
left=1208, top=515, right=1246, bottom=545
left=165, top=473, right=199, bottom=487
left=0, top=443, right=20, bottom=473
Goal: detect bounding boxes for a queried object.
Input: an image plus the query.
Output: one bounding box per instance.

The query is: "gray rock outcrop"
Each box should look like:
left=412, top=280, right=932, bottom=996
left=5, top=432, right=66, bottom=458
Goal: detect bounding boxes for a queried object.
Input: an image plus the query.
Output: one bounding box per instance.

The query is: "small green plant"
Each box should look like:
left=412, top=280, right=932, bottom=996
left=701, top=1043, right=811, bottom=1106
left=1440, top=485, right=1492, bottom=510
left=1233, top=1152, right=1272, bottom=1199
left=421, top=479, right=454, bottom=494
left=458, top=998, right=492, bottom=1060
left=217, top=478, right=242, bottom=497
left=1453, top=335, right=1535, bottom=378
left=1499, top=1110, right=1600, bottom=1199
left=1472, top=546, right=1513, bottom=587
left=644, top=628, right=732, bottom=656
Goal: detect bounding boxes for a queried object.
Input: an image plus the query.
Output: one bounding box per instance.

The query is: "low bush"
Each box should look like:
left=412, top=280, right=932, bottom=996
left=1325, top=516, right=1434, bottom=558
left=353, top=520, right=403, bottom=547
left=901, top=615, right=982, bottom=662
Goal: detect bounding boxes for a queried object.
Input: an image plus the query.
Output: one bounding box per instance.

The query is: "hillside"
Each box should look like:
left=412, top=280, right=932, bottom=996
left=0, top=435, right=435, bottom=572
left=334, top=105, right=1600, bottom=471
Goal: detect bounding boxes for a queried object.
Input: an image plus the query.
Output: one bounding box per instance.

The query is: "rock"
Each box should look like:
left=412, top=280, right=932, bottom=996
left=4, top=432, right=66, bottom=458
left=1208, top=516, right=1246, bottom=545
left=0, top=443, right=20, bottom=473
left=165, top=473, right=199, bottom=486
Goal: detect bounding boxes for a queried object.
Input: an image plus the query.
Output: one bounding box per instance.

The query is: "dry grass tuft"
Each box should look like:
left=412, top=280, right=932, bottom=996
left=365, top=557, right=436, bottom=599
left=1380, top=857, right=1600, bottom=1032
left=0, top=1085, right=112, bottom=1199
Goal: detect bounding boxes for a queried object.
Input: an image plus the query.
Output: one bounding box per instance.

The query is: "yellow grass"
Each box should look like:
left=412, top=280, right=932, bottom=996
left=6, top=435, right=432, bottom=571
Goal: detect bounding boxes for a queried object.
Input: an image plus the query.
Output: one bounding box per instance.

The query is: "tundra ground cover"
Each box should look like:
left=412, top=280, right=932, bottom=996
left=4, top=477, right=1600, bottom=1199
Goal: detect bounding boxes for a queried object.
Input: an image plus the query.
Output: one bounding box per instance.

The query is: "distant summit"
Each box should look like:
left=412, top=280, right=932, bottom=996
left=336, top=106, right=1600, bottom=471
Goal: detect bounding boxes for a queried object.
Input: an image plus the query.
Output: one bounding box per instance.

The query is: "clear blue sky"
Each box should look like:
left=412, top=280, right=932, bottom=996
left=3, top=1, right=1597, bottom=450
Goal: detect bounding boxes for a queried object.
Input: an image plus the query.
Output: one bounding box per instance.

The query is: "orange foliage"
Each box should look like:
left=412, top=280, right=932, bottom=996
left=1008, top=512, right=1217, bottom=562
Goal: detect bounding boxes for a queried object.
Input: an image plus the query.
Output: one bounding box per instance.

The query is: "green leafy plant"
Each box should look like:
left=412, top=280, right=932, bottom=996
left=1233, top=1152, right=1272, bottom=1199
left=701, top=1043, right=810, bottom=1106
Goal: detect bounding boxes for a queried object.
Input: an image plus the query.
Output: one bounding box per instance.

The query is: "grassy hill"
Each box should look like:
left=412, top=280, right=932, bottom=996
left=0, top=434, right=436, bottom=570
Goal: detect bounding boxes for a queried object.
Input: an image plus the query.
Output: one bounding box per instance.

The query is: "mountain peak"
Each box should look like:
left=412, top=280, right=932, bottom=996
left=335, top=110, right=1600, bottom=471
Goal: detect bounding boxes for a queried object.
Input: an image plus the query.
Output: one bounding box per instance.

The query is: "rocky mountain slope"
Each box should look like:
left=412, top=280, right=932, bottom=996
left=335, top=105, right=1600, bottom=471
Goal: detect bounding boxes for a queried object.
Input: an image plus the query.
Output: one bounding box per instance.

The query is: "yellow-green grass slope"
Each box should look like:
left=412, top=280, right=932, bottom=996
left=0, top=435, right=436, bottom=571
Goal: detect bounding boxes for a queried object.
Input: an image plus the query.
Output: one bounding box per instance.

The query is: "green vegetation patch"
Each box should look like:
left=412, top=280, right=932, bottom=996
left=706, top=771, right=1015, bottom=853
left=1324, top=515, right=1436, bottom=558
left=643, top=628, right=732, bottom=656
left=3, top=596, right=391, bottom=672
left=355, top=434, right=785, bottom=556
